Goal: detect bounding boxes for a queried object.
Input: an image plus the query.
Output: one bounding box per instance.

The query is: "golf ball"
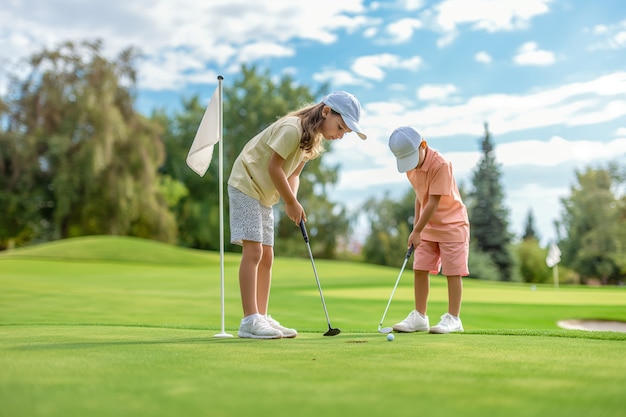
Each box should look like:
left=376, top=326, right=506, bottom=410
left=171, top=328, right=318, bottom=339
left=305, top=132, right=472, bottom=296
left=387, top=334, right=394, bottom=341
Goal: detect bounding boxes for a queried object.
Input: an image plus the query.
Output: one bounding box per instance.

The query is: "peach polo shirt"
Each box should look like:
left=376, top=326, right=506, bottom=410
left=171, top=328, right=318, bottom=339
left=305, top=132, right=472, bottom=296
left=406, top=147, right=470, bottom=243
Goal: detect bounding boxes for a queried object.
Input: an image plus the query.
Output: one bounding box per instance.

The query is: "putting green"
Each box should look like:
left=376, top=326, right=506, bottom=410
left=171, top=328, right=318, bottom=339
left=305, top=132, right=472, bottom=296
left=2, top=324, right=625, bottom=417
left=2, top=236, right=625, bottom=417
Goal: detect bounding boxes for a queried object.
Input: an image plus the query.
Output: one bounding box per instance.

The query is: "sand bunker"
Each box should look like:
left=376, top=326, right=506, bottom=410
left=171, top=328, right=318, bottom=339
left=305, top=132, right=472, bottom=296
left=557, top=319, right=626, bottom=333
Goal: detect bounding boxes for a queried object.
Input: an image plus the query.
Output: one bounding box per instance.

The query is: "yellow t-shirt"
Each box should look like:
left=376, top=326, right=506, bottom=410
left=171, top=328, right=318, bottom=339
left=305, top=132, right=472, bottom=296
left=228, top=116, right=305, bottom=207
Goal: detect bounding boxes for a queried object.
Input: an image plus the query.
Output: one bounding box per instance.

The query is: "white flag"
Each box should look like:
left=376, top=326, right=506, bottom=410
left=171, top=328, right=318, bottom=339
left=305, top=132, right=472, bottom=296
left=186, top=86, right=221, bottom=176
left=546, top=243, right=561, bottom=268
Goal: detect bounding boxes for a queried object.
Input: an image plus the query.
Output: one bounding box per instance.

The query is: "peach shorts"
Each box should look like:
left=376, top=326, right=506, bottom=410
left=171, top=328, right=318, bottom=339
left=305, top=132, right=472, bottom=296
left=413, top=240, right=469, bottom=277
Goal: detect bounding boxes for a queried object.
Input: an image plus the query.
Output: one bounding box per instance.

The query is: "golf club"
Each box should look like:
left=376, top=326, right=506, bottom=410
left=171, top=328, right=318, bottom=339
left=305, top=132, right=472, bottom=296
left=377, top=245, right=414, bottom=334
left=299, top=219, right=341, bottom=336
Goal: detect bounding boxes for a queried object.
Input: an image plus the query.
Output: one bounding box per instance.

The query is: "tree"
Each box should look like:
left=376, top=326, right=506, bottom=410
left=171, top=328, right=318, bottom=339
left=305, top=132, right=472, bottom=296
left=556, top=162, right=626, bottom=284
left=522, top=208, right=539, bottom=241
left=154, top=96, right=215, bottom=249
left=0, top=127, right=42, bottom=249
left=514, top=208, right=551, bottom=283
left=0, top=40, right=176, bottom=248
left=468, top=123, right=513, bottom=280
left=362, top=189, right=414, bottom=267
left=516, top=239, right=551, bottom=283
left=467, top=241, right=501, bottom=280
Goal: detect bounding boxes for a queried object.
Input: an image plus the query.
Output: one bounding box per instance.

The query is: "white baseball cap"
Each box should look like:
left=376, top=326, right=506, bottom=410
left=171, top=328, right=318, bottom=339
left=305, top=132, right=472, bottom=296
left=389, top=126, right=424, bottom=172
left=322, top=91, right=367, bottom=140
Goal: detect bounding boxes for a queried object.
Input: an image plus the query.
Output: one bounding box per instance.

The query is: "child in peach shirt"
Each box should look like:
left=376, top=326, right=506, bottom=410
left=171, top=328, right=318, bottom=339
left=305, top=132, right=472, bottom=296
left=388, top=126, right=470, bottom=334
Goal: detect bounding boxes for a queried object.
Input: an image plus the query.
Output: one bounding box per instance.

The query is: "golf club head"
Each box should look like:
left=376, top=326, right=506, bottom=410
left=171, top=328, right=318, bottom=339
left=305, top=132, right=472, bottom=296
left=378, top=327, right=393, bottom=334
left=324, top=328, right=341, bottom=336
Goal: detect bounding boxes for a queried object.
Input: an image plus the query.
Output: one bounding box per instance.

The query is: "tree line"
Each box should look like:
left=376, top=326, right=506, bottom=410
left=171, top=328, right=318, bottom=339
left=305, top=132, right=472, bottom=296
left=1, top=40, right=624, bottom=284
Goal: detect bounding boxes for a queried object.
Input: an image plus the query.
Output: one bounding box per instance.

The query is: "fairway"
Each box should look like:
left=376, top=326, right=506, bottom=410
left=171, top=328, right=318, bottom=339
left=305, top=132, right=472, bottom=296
left=1, top=236, right=625, bottom=417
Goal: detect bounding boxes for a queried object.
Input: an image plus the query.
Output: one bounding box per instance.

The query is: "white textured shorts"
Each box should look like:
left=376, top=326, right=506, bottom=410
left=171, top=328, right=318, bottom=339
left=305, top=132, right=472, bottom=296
left=228, top=185, right=274, bottom=247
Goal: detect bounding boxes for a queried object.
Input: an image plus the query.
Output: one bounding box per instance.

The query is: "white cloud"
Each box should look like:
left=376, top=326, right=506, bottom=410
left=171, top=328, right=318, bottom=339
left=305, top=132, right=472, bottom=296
left=474, top=51, right=492, bottom=64
left=588, top=19, right=626, bottom=50
left=496, top=136, right=626, bottom=167
left=312, top=68, right=366, bottom=87
left=398, top=0, right=425, bottom=11
left=513, top=42, right=556, bottom=66
left=351, top=54, right=423, bottom=81
left=236, top=42, right=295, bottom=62
left=363, top=26, right=379, bottom=38
left=417, top=84, right=458, bottom=101
left=138, top=49, right=225, bottom=90
left=385, top=18, right=423, bottom=43
left=0, top=0, right=371, bottom=91
left=355, top=71, right=626, bottom=140
left=434, top=0, right=552, bottom=32
left=430, top=0, right=552, bottom=47
left=436, top=32, right=458, bottom=48
left=616, top=127, right=626, bottom=137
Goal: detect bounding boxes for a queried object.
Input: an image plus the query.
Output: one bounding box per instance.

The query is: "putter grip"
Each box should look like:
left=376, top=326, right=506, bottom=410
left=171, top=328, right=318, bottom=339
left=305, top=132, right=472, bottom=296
left=406, top=244, right=414, bottom=258
left=299, top=219, right=309, bottom=243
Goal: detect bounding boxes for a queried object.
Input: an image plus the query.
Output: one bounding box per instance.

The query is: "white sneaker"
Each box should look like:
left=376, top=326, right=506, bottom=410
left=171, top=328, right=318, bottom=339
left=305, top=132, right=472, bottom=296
left=265, top=315, right=298, bottom=338
left=429, top=313, right=464, bottom=334
left=238, top=314, right=283, bottom=339
left=392, top=310, right=430, bottom=332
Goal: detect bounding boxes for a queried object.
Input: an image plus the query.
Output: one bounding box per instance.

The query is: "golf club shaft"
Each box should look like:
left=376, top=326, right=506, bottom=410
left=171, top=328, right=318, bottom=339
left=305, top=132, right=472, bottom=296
left=299, top=220, right=333, bottom=327
left=379, top=246, right=414, bottom=328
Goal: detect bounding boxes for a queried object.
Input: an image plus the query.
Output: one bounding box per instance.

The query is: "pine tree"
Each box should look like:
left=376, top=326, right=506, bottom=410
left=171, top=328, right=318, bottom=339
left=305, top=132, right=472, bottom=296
left=468, top=123, right=513, bottom=280
left=522, top=208, right=539, bottom=241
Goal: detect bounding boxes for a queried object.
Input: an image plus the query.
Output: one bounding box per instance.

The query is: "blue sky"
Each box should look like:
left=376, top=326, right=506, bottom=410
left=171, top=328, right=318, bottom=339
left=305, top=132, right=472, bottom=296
left=2, top=0, right=626, bottom=245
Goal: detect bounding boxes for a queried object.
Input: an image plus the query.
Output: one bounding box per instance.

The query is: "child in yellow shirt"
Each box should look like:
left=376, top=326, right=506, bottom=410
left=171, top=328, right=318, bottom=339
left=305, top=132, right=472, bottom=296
left=228, top=92, right=366, bottom=339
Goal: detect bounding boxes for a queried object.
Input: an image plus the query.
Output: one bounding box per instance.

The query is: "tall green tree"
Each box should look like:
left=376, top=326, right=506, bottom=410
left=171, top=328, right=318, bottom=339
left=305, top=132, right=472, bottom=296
left=556, top=162, right=626, bottom=284
left=0, top=40, right=176, bottom=247
left=159, top=65, right=350, bottom=257
left=468, top=123, right=513, bottom=280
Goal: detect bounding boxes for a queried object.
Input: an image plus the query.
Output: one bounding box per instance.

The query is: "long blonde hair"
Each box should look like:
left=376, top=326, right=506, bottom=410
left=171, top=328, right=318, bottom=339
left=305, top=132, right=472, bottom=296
left=287, top=102, right=327, bottom=161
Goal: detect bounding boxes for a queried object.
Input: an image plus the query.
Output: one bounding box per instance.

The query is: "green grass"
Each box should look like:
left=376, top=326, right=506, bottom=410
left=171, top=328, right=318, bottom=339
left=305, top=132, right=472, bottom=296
left=1, top=236, right=625, bottom=417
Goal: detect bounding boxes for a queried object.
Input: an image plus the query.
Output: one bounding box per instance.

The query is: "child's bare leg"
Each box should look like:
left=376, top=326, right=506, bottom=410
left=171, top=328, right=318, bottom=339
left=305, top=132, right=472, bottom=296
left=239, top=240, right=263, bottom=316
left=446, top=275, right=463, bottom=316
left=414, top=269, right=430, bottom=315
left=256, top=245, right=274, bottom=315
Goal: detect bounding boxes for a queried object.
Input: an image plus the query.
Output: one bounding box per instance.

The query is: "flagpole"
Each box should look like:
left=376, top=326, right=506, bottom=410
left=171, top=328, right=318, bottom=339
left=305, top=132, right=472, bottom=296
left=214, top=75, right=233, bottom=338
left=553, top=264, right=559, bottom=289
